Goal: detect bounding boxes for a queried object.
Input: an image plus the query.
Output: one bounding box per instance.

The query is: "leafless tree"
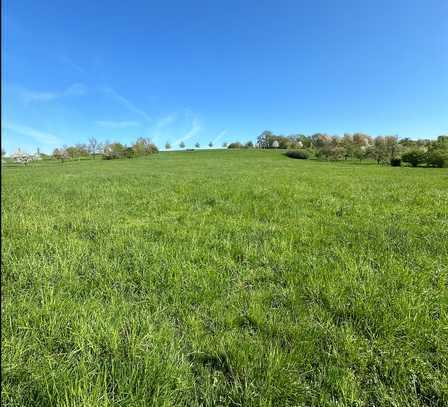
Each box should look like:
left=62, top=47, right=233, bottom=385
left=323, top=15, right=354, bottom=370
left=88, top=137, right=99, bottom=159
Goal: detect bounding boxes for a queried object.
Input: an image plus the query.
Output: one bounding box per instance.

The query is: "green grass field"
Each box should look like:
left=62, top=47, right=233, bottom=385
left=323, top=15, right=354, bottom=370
left=2, top=149, right=448, bottom=406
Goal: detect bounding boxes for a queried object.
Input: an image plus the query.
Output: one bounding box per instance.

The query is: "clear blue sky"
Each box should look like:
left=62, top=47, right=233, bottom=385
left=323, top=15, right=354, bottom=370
left=2, top=0, right=447, bottom=153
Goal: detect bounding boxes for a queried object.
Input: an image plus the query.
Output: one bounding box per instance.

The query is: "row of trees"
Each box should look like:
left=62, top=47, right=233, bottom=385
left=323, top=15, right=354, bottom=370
left=51, top=137, right=159, bottom=162
left=223, top=131, right=447, bottom=167
left=165, top=141, right=219, bottom=149
left=52, top=139, right=227, bottom=160
left=59, top=138, right=231, bottom=159
left=3, top=137, right=226, bottom=164
left=4, top=132, right=447, bottom=167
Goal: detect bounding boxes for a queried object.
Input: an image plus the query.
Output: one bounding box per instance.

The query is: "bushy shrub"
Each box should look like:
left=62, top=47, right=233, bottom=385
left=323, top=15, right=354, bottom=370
left=124, top=147, right=135, bottom=159
left=285, top=150, right=309, bottom=159
left=132, top=138, right=158, bottom=155
left=102, top=151, right=120, bottom=160
left=402, top=149, right=426, bottom=167
left=390, top=158, right=401, bottom=167
left=228, top=142, right=243, bottom=149
left=147, top=144, right=159, bottom=154
left=426, top=149, right=448, bottom=168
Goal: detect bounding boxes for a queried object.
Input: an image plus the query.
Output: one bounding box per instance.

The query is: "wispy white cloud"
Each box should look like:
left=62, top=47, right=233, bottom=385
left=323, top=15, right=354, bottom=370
left=21, top=91, right=59, bottom=103
left=95, top=120, right=140, bottom=129
left=175, top=117, right=201, bottom=145
left=60, top=56, right=85, bottom=73
left=2, top=122, right=61, bottom=146
left=19, top=83, right=87, bottom=104
left=148, top=113, right=178, bottom=142
left=155, top=113, right=177, bottom=129
left=213, top=129, right=227, bottom=145
left=65, top=83, right=87, bottom=96
left=102, top=87, right=151, bottom=122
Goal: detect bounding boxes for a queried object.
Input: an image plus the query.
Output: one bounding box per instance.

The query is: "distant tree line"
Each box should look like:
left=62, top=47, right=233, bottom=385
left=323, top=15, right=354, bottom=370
left=168, top=140, right=216, bottom=150
left=50, top=137, right=159, bottom=162
left=4, top=131, right=447, bottom=168
left=226, top=131, right=448, bottom=168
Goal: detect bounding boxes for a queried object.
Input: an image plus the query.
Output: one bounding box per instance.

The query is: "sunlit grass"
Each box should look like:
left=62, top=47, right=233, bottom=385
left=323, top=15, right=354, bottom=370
left=2, top=149, right=448, bottom=406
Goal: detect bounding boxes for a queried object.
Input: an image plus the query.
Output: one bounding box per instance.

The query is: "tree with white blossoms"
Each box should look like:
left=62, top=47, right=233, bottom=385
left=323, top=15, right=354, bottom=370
left=11, top=149, right=33, bottom=165
left=52, top=148, right=69, bottom=163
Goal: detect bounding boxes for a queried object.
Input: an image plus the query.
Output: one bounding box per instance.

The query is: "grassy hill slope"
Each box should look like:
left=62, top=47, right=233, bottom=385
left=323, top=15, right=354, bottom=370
left=2, top=149, right=448, bottom=406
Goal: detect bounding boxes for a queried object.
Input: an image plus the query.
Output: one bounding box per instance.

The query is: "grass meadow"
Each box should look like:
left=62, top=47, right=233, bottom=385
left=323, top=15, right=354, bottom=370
left=2, top=149, right=448, bottom=406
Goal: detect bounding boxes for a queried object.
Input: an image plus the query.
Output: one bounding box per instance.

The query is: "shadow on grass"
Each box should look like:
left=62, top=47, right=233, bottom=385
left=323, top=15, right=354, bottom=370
left=188, top=351, right=235, bottom=383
